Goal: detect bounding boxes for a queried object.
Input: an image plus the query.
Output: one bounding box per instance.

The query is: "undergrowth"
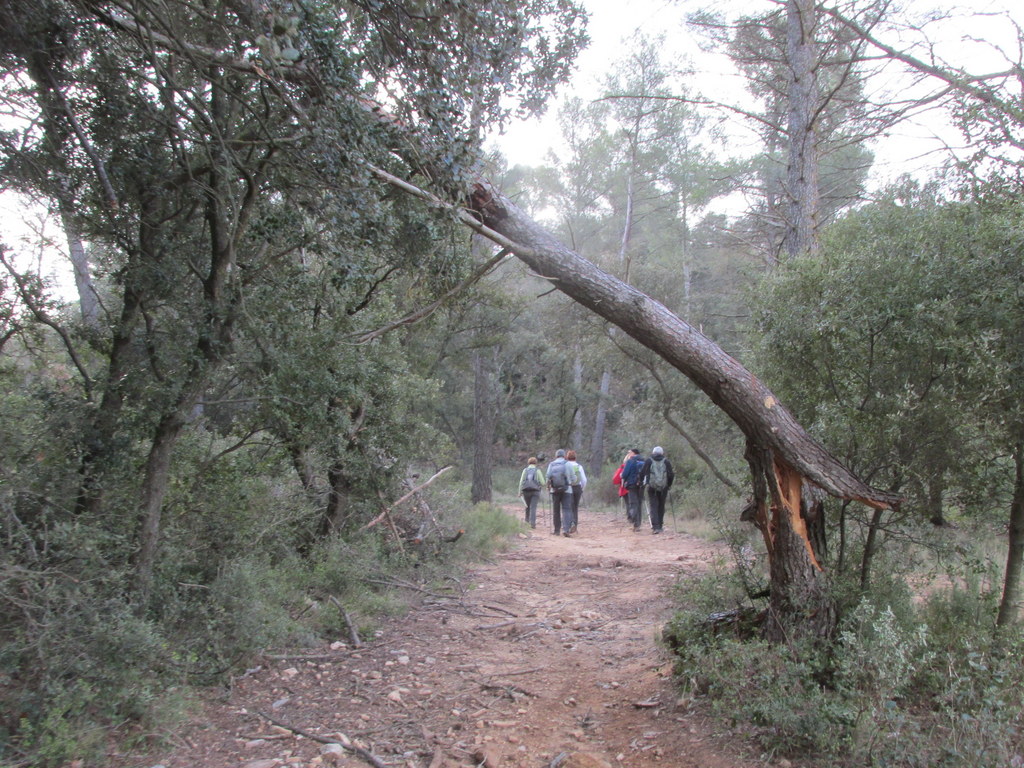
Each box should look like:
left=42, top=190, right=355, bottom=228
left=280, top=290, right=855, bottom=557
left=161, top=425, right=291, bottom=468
left=0, top=489, right=518, bottom=767
left=663, top=564, right=1024, bottom=767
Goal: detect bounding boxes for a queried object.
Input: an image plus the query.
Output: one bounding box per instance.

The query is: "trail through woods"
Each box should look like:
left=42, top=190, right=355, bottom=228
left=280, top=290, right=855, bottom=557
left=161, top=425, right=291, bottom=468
left=123, top=506, right=765, bottom=768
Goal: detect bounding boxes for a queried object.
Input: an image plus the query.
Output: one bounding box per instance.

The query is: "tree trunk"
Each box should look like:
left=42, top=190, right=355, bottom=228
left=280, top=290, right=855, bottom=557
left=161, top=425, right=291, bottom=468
left=926, top=473, right=946, bottom=526
left=588, top=368, right=611, bottom=472
left=319, top=457, right=352, bottom=537
left=571, top=353, right=584, bottom=451
left=784, top=0, right=821, bottom=260
left=859, top=505, right=886, bottom=591
left=74, top=253, right=147, bottom=517
left=619, top=172, right=636, bottom=281
left=746, top=442, right=836, bottom=639
left=132, top=409, right=187, bottom=605
left=470, top=349, right=494, bottom=504
left=59, top=196, right=101, bottom=331
left=997, top=441, right=1024, bottom=627
left=837, top=499, right=850, bottom=575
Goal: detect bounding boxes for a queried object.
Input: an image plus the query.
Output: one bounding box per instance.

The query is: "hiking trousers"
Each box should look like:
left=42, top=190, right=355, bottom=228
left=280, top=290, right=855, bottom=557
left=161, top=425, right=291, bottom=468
left=647, top=488, right=668, bottom=531
left=626, top=487, right=644, bottom=529
left=551, top=489, right=572, bottom=534
left=570, top=485, right=583, bottom=529
left=522, top=489, right=540, bottom=528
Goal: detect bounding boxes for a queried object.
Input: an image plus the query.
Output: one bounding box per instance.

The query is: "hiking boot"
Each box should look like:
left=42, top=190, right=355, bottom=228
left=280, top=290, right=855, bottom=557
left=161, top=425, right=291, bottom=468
left=552, top=530, right=560, bottom=535
left=568, top=524, right=577, bottom=534
left=653, top=528, right=662, bottom=534
left=563, top=531, right=571, bottom=537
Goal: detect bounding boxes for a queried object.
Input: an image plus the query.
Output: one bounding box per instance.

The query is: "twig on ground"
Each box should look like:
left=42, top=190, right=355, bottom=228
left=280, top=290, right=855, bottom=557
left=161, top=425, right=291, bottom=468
left=480, top=602, right=518, bottom=617
left=483, top=666, right=544, bottom=678
left=363, top=576, right=454, bottom=601
left=261, top=653, right=352, bottom=662
left=474, top=619, right=516, bottom=630
left=480, top=682, right=536, bottom=698
left=256, top=710, right=389, bottom=768
left=329, top=595, right=363, bottom=648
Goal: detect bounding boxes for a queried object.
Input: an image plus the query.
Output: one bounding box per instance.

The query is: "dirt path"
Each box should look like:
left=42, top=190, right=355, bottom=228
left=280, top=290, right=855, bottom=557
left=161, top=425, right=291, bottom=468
left=127, top=507, right=761, bottom=768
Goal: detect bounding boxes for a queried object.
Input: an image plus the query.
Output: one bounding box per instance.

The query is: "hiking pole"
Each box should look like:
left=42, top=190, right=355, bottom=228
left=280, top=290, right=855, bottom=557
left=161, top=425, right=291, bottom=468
left=669, top=488, right=678, bottom=533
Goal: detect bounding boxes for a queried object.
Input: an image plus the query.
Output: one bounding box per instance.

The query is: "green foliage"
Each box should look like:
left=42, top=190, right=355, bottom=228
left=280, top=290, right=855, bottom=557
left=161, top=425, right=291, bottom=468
left=0, top=562, right=177, bottom=766
left=307, top=531, right=407, bottom=627
left=664, top=565, right=1024, bottom=766
left=752, top=182, right=1024, bottom=585
left=456, top=502, right=524, bottom=558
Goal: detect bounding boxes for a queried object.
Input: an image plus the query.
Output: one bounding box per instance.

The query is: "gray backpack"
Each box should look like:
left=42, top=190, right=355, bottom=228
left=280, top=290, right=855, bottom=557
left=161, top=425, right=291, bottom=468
left=648, top=459, right=669, bottom=491
left=548, top=459, right=569, bottom=491
left=521, top=466, right=541, bottom=491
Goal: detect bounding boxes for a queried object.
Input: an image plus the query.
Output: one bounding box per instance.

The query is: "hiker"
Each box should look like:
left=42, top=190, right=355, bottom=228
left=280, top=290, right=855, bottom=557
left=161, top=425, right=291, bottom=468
left=640, top=446, right=675, bottom=533
left=612, top=448, right=634, bottom=516
left=621, top=447, right=645, bottom=531
left=546, top=449, right=574, bottom=536
left=518, top=456, right=545, bottom=529
left=565, top=449, right=587, bottom=533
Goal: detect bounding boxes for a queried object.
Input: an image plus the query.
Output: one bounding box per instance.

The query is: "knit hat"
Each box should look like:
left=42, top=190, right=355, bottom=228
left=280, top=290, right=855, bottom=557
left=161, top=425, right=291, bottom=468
left=652, top=446, right=664, bottom=457
left=555, top=449, right=566, bottom=458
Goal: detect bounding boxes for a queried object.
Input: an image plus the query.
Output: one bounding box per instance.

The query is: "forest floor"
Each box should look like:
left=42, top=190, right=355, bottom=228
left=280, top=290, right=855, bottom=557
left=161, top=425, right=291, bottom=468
left=118, top=505, right=771, bottom=768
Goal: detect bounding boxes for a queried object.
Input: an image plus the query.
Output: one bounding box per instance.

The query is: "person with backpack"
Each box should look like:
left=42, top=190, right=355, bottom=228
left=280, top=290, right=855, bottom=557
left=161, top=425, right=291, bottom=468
left=612, top=448, right=635, bottom=517
left=518, top=456, right=546, bottom=529
left=620, top=448, right=645, bottom=531
left=546, top=449, right=573, bottom=536
left=640, top=445, right=674, bottom=534
left=564, top=449, right=587, bottom=534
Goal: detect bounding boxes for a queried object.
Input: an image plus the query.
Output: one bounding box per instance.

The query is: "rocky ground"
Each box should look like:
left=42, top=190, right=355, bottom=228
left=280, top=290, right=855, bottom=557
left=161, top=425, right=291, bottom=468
left=116, top=506, right=766, bottom=768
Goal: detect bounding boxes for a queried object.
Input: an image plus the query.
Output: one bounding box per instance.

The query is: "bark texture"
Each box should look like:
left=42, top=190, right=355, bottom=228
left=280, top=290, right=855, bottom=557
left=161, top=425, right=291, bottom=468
left=470, top=349, right=495, bottom=505
left=784, top=0, right=821, bottom=260
left=997, top=442, right=1024, bottom=626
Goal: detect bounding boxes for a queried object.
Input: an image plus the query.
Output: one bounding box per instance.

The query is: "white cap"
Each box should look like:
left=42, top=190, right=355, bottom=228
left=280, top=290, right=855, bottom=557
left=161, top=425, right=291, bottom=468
left=652, top=446, right=664, bottom=457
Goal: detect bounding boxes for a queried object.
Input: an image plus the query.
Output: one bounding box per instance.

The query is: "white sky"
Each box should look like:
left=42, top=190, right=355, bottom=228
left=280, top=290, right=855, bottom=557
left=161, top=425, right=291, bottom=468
left=491, top=0, right=1024, bottom=186
left=491, top=0, right=702, bottom=168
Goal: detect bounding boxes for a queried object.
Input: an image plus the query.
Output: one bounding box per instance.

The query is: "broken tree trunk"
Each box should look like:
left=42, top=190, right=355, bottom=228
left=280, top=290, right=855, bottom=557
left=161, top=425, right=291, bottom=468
left=461, top=180, right=900, bottom=640
left=466, top=182, right=895, bottom=507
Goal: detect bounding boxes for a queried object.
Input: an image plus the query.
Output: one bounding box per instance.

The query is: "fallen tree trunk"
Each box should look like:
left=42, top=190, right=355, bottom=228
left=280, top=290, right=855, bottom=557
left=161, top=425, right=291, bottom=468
left=460, top=181, right=900, bottom=639
left=464, top=181, right=897, bottom=506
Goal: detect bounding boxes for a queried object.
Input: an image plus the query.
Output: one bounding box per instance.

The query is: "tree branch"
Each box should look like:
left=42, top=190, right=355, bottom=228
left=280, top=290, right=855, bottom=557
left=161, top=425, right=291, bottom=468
left=362, top=465, right=453, bottom=530
left=354, top=249, right=510, bottom=343
left=0, top=249, right=93, bottom=398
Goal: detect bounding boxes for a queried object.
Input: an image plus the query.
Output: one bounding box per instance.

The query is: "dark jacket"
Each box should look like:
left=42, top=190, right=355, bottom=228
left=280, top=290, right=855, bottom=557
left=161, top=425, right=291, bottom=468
left=621, top=454, right=644, bottom=489
left=640, top=455, right=674, bottom=490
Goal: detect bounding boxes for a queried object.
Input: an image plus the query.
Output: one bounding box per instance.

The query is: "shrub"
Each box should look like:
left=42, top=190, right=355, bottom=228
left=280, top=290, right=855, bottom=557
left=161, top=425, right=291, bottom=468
left=663, top=565, right=1024, bottom=767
